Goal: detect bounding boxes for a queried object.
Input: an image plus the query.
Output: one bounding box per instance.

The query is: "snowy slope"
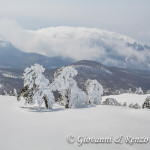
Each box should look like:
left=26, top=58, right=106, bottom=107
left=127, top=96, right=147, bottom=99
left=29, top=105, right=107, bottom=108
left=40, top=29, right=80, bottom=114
left=0, top=94, right=150, bottom=150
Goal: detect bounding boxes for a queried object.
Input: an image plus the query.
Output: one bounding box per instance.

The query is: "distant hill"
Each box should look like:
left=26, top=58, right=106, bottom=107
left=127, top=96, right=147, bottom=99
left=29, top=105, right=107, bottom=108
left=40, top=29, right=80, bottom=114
left=0, top=40, right=73, bottom=69
left=0, top=60, right=150, bottom=95
left=72, top=60, right=150, bottom=93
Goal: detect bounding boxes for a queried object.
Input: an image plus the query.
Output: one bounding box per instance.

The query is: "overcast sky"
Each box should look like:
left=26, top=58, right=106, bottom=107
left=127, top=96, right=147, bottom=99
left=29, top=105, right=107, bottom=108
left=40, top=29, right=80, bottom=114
left=0, top=0, right=150, bottom=45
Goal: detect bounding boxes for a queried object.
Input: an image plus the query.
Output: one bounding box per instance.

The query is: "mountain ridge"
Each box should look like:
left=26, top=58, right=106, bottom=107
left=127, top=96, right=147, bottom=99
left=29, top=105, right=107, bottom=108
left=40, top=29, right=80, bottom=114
left=0, top=40, right=73, bottom=69
left=1, top=60, right=150, bottom=95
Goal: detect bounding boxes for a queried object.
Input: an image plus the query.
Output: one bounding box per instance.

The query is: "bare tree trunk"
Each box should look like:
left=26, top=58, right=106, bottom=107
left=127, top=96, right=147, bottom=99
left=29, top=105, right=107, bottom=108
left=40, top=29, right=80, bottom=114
left=44, top=97, right=48, bottom=109
left=65, top=99, right=69, bottom=108
left=65, top=103, right=69, bottom=108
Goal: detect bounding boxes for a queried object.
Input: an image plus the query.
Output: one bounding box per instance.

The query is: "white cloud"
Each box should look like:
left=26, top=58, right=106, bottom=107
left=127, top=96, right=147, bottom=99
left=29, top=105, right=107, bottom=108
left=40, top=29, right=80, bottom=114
left=0, top=19, right=150, bottom=69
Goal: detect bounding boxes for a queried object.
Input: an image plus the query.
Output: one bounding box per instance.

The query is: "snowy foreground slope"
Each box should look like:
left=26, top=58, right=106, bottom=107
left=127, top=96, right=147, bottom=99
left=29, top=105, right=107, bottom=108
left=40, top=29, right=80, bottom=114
left=0, top=94, right=150, bottom=150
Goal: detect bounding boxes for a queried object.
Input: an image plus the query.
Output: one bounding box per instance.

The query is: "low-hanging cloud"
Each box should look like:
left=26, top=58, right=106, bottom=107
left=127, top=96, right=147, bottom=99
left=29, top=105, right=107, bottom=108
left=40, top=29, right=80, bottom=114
left=0, top=19, right=150, bottom=69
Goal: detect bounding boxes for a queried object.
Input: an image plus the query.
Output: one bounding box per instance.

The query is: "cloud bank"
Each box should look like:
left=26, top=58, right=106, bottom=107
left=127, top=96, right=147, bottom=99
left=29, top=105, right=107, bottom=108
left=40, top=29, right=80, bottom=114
left=0, top=19, right=150, bottom=69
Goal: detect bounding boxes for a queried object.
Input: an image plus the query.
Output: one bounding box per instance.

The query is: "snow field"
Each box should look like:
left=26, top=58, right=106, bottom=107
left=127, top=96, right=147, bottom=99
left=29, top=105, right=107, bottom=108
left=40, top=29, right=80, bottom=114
left=0, top=94, right=150, bottom=150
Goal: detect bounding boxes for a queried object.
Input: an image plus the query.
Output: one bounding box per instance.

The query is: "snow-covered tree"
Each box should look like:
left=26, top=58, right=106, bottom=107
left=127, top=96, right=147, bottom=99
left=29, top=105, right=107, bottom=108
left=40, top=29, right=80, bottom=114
left=69, top=86, right=87, bottom=108
left=9, top=89, right=17, bottom=96
left=127, top=88, right=132, bottom=93
left=113, top=90, right=121, bottom=95
left=13, top=89, right=17, bottom=97
left=142, top=96, right=150, bottom=109
left=85, top=79, right=103, bottom=105
left=17, top=64, right=55, bottom=109
left=52, top=66, right=87, bottom=108
left=135, top=87, right=143, bottom=94
left=122, top=102, right=127, bottom=107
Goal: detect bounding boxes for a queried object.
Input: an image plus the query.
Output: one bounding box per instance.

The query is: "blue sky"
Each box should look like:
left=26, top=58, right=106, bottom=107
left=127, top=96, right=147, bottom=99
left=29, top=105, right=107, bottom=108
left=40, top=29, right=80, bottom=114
left=0, top=0, right=150, bottom=45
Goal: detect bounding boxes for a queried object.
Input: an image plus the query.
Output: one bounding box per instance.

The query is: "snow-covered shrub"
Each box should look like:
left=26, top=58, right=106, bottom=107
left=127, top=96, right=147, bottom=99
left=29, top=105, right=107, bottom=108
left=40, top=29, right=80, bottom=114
left=146, top=90, right=150, bottom=94
left=122, top=102, right=127, bottom=107
left=129, top=103, right=141, bottom=109
left=133, top=103, right=141, bottom=109
left=129, top=103, right=134, bottom=108
left=2, top=90, right=8, bottom=96
left=142, top=96, right=150, bottom=109
left=18, top=64, right=55, bottom=109
left=135, top=87, right=144, bottom=94
left=103, top=88, right=109, bottom=95
left=85, top=79, right=103, bottom=105
left=52, top=66, right=87, bottom=108
left=9, top=91, right=13, bottom=96
left=102, top=98, right=121, bottom=106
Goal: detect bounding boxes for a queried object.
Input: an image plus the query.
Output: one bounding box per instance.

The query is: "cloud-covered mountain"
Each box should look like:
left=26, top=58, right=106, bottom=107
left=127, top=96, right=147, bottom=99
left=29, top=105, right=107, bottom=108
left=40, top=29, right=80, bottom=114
left=0, top=40, right=72, bottom=69
left=0, top=22, right=150, bottom=70
left=29, top=27, right=150, bottom=69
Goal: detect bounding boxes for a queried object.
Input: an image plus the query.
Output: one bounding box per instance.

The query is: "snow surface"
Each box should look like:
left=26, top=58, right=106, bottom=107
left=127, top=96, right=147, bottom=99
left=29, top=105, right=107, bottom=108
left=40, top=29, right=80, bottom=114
left=0, top=94, right=150, bottom=150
